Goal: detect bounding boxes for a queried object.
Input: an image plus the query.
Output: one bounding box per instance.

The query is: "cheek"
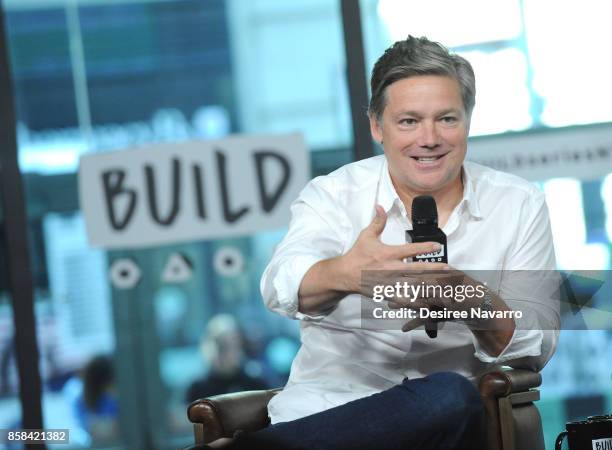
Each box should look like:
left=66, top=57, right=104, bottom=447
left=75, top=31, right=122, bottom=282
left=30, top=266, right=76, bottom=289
left=442, top=136, right=468, bottom=155
left=386, top=132, right=417, bottom=151
left=443, top=127, right=468, bottom=143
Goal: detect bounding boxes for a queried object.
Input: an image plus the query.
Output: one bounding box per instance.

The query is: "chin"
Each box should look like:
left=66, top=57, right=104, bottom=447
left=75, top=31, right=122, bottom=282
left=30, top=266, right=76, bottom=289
left=405, top=175, right=451, bottom=193
left=411, top=183, right=445, bottom=194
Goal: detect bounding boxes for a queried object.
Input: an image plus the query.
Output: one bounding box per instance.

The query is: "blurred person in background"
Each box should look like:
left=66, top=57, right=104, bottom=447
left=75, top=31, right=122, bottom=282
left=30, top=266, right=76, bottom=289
left=71, top=354, right=119, bottom=444
left=186, top=314, right=267, bottom=403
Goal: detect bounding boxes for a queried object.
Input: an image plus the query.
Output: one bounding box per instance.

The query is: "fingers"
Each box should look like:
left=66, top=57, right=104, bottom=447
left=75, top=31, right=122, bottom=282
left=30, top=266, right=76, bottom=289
left=405, top=261, right=450, bottom=271
left=387, top=300, right=404, bottom=309
left=401, top=317, right=426, bottom=332
left=388, top=241, right=443, bottom=260
left=367, top=205, right=388, bottom=236
left=388, top=299, right=430, bottom=311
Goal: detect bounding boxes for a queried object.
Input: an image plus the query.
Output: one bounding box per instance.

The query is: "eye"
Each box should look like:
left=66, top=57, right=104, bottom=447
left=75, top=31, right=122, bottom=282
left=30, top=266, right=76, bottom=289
left=441, top=116, right=458, bottom=124
left=399, top=118, right=417, bottom=125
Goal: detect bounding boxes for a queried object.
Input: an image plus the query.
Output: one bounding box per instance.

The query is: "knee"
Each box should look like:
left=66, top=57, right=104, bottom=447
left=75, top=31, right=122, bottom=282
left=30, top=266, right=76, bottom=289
left=425, top=372, right=484, bottom=423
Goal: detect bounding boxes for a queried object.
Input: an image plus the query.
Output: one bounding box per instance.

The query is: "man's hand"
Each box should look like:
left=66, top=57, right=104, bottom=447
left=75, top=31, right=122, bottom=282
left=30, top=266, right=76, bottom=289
left=385, top=267, right=516, bottom=356
left=298, top=205, right=446, bottom=315
left=340, top=205, right=447, bottom=295
left=386, top=268, right=481, bottom=331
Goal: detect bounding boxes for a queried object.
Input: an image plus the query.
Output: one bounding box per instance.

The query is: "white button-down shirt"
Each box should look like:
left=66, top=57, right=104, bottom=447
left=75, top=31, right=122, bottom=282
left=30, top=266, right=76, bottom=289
left=261, top=155, right=559, bottom=424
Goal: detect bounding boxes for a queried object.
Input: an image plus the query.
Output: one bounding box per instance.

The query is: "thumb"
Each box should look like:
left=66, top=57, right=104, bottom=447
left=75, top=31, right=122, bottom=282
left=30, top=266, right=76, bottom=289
left=369, top=205, right=387, bottom=235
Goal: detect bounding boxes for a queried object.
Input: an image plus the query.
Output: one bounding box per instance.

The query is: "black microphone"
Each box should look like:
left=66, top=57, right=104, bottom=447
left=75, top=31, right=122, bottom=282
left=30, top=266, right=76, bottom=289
left=406, top=195, right=448, bottom=338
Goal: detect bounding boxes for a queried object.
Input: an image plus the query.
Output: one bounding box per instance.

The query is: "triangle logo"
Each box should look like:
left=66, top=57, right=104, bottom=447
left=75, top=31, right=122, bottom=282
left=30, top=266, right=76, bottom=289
left=162, top=253, right=193, bottom=283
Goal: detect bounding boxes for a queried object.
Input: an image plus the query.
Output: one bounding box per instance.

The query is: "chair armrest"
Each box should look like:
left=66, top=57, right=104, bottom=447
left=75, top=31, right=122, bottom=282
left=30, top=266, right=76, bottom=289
left=479, top=368, right=541, bottom=399
left=187, top=389, right=280, bottom=444
left=479, top=369, right=542, bottom=450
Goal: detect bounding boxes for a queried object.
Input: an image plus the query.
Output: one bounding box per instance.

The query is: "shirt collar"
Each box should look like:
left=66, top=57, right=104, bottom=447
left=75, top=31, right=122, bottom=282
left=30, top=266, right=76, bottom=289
left=460, top=162, right=483, bottom=219
left=377, top=158, right=404, bottom=215
left=377, top=158, right=483, bottom=220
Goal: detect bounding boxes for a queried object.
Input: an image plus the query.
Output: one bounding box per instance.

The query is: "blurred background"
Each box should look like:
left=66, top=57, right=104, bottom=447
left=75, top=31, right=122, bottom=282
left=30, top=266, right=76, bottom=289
left=0, top=0, right=610, bottom=449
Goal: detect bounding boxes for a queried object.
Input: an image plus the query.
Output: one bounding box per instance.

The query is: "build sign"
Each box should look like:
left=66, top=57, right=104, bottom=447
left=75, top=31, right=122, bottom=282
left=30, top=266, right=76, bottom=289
left=79, top=133, right=309, bottom=249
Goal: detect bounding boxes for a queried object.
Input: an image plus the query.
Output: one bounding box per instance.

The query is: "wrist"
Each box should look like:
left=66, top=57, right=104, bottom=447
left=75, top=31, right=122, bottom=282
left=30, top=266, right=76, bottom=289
left=329, top=254, right=356, bottom=293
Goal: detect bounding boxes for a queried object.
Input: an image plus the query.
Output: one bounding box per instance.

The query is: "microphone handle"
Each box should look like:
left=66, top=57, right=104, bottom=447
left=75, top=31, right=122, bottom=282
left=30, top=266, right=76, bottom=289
left=406, top=228, right=448, bottom=339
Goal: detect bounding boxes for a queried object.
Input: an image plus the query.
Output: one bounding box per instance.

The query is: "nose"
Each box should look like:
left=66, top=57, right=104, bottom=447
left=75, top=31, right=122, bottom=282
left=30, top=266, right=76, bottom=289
left=417, top=121, right=440, bottom=150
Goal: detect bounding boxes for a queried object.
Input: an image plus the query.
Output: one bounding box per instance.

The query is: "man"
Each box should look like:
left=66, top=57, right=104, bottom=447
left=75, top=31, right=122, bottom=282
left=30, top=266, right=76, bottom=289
left=225, top=36, right=558, bottom=450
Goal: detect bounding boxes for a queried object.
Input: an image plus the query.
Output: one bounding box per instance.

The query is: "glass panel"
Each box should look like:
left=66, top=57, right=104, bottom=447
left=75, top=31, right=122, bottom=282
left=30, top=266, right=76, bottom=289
left=360, top=3, right=612, bottom=448
left=542, top=178, right=610, bottom=270
left=375, top=0, right=522, bottom=47
left=41, top=213, right=117, bottom=447
left=522, top=177, right=611, bottom=447
left=4, top=4, right=122, bottom=446
left=3, top=0, right=349, bottom=448
left=523, top=0, right=612, bottom=128
left=228, top=0, right=352, bottom=150
left=604, top=175, right=612, bottom=244
left=360, top=0, right=532, bottom=137
left=457, top=48, right=532, bottom=136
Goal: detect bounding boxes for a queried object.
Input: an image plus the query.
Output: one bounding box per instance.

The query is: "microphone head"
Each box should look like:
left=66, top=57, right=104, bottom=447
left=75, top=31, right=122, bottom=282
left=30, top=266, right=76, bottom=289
left=411, top=195, right=438, bottom=230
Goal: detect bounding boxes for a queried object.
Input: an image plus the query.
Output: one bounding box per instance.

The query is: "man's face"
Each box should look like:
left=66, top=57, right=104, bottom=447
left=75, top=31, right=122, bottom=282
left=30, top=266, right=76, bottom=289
left=370, top=75, right=469, bottom=195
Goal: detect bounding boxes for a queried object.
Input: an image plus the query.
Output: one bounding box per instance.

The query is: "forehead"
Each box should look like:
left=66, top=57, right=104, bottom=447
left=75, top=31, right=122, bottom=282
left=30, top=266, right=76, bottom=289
left=383, top=75, right=463, bottom=115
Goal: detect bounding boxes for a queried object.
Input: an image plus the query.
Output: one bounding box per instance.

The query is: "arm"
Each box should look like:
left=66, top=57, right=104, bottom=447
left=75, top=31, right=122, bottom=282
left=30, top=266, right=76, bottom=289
left=474, top=192, right=560, bottom=369
left=397, top=191, right=559, bottom=362
left=260, top=180, right=349, bottom=320
left=468, top=289, right=516, bottom=357
left=261, top=181, right=444, bottom=319
left=297, top=256, right=349, bottom=316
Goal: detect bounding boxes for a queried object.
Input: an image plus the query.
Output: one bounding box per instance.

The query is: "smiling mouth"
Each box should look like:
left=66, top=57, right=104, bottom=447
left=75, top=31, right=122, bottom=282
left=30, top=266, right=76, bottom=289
left=410, top=154, right=448, bottom=163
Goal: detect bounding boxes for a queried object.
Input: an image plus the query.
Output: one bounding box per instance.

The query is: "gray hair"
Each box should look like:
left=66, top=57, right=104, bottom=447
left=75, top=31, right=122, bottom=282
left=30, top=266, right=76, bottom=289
left=368, top=36, right=476, bottom=122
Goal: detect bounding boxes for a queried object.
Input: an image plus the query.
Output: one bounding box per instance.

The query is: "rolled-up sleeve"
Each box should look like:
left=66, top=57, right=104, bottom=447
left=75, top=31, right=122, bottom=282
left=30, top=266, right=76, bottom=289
left=260, top=179, right=350, bottom=320
left=472, top=191, right=560, bottom=371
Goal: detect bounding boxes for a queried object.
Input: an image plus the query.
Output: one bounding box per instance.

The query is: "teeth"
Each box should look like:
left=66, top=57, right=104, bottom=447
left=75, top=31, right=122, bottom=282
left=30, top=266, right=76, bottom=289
left=417, top=157, right=439, bottom=162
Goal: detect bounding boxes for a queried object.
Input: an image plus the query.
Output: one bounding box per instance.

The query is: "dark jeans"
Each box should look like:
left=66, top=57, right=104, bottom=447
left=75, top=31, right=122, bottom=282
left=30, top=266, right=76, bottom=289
left=227, top=371, right=485, bottom=450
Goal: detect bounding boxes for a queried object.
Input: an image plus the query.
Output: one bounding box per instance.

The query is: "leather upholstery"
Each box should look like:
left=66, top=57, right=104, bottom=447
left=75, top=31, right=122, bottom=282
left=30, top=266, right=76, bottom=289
left=479, top=369, right=542, bottom=397
left=186, top=369, right=544, bottom=450
left=187, top=389, right=280, bottom=443
left=478, top=369, right=544, bottom=450
left=512, top=403, right=545, bottom=450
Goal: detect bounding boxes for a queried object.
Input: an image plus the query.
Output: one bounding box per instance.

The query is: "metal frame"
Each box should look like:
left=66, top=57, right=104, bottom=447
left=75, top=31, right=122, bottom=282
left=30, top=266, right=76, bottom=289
left=0, top=5, right=45, bottom=449
left=340, top=0, right=375, bottom=162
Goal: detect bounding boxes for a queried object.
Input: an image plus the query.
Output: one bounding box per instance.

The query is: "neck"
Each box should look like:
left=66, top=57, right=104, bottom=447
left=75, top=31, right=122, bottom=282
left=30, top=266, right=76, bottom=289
left=392, top=172, right=464, bottom=228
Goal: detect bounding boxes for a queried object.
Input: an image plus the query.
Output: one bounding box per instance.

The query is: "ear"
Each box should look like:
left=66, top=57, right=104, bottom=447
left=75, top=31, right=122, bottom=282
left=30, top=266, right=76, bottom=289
left=369, top=113, right=383, bottom=144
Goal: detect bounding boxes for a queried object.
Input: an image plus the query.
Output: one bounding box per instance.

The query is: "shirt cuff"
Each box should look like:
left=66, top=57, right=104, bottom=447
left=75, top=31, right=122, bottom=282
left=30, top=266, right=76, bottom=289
left=272, top=254, right=330, bottom=321
left=472, top=328, right=543, bottom=364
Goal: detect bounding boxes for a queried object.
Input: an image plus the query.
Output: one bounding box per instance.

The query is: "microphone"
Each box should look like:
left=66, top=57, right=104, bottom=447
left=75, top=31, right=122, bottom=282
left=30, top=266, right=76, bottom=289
left=406, top=195, right=448, bottom=338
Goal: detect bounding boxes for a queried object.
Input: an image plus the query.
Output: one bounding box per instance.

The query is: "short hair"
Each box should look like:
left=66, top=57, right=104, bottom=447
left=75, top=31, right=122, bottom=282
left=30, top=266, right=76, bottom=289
left=368, top=36, right=476, bottom=122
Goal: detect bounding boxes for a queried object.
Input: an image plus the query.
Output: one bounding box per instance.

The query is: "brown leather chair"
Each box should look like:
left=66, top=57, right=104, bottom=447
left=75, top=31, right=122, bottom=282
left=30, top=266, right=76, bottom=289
left=186, top=368, right=545, bottom=450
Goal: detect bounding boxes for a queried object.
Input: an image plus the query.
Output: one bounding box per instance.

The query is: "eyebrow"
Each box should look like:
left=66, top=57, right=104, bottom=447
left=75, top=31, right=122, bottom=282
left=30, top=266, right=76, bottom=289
left=437, top=108, right=462, bottom=116
left=395, top=108, right=462, bottom=118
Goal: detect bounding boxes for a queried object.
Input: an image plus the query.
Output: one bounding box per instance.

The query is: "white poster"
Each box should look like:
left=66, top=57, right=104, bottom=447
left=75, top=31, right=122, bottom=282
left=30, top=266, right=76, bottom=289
left=468, top=122, right=612, bottom=182
left=79, top=133, right=309, bottom=249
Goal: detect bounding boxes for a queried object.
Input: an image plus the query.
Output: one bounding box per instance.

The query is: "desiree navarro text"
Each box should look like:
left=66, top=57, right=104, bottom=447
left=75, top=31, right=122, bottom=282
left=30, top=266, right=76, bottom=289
left=370, top=306, right=523, bottom=320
